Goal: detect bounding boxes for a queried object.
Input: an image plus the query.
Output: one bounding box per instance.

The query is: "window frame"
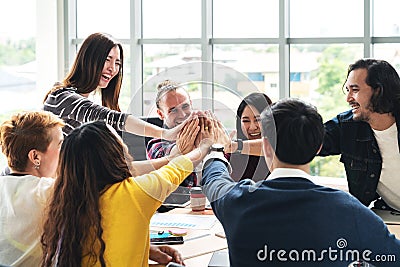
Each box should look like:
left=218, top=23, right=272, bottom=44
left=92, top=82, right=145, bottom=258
left=61, top=0, right=400, bottom=116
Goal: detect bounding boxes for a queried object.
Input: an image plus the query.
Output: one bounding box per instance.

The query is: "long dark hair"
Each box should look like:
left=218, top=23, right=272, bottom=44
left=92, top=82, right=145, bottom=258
left=44, top=32, right=124, bottom=111
left=236, top=92, right=272, bottom=140
left=41, top=121, right=133, bottom=267
left=345, top=58, right=400, bottom=114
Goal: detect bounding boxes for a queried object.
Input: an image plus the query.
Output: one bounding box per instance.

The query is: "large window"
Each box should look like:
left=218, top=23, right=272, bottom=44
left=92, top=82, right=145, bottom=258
left=290, top=0, right=364, bottom=37
left=142, top=0, right=202, bottom=38
left=3, top=0, right=400, bottom=178
left=0, top=0, right=37, bottom=116
left=373, top=0, right=400, bottom=37
left=0, top=0, right=38, bottom=167
left=213, top=0, right=279, bottom=38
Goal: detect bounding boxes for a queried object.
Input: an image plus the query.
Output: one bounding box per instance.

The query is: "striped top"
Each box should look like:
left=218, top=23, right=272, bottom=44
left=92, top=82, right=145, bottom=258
left=43, top=87, right=129, bottom=136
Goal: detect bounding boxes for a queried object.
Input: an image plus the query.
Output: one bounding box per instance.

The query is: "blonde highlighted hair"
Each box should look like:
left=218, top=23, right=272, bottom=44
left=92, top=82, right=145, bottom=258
left=155, top=80, right=190, bottom=109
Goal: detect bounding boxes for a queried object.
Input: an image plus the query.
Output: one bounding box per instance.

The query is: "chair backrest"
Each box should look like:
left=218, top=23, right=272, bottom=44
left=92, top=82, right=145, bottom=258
left=123, top=117, right=163, bottom=161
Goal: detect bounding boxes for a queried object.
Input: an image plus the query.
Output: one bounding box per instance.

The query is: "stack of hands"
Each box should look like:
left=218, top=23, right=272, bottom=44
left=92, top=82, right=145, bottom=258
left=171, top=110, right=235, bottom=158
left=153, top=110, right=233, bottom=267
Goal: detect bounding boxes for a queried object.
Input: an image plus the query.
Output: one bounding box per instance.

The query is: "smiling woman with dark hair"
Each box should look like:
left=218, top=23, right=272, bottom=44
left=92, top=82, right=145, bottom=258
left=43, top=32, right=184, bottom=141
left=228, top=92, right=272, bottom=181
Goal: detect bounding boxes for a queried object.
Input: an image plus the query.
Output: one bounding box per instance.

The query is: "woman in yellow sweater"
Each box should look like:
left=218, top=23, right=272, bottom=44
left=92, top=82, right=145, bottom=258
left=40, top=118, right=213, bottom=267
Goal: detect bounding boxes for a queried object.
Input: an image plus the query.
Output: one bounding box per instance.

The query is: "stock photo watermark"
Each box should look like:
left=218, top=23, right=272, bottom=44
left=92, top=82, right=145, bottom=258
left=256, top=238, right=396, bottom=263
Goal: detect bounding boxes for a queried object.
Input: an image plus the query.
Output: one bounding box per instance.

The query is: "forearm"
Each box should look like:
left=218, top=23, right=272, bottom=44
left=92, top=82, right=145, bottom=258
left=132, top=157, right=170, bottom=176
left=201, top=160, right=235, bottom=203
left=125, top=115, right=164, bottom=138
left=133, top=156, right=193, bottom=202
left=319, top=119, right=342, bottom=156
left=135, top=142, right=209, bottom=176
left=169, top=145, right=181, bottom=158
left=241, top=139, right=263, bottom=156
left=226, top=139, right=263, bottom=156
left=184, top=142, right=212, bottom=168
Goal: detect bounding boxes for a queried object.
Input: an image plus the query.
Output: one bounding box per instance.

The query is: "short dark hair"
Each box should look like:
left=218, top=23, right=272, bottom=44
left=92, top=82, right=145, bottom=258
left=345, top=58, right=400, bottom=114
left=261, top=98, right=324, bottom=165
left=236, top=92, right=272, bottom=140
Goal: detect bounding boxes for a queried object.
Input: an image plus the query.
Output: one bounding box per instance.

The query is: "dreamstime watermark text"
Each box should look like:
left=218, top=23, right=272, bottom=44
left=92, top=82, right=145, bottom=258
left=256, top=238, right=396, bottom=263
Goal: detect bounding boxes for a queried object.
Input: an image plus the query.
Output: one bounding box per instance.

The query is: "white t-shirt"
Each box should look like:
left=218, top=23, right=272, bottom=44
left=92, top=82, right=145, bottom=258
left=0, top=174, right=54, bottom=266
left=373, top=123, right=400, bottom=211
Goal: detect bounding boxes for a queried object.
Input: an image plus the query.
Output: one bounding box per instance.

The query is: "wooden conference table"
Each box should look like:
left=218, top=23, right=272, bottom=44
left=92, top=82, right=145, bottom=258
left=149, top=177, right=400, bottom=267
left=149, top=208, right=400, bottom=267
left=388, top=224, right=400, bottom=238
left=149, top=207, right=227, bottom=267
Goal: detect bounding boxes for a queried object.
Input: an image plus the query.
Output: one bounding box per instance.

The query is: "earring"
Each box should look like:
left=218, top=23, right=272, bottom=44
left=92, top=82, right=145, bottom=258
left=34, top=162, right=40, bottom=170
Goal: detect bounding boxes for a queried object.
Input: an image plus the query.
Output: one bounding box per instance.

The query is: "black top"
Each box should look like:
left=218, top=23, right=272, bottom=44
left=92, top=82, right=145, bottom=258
left=228, top=153, right=269, bottom=182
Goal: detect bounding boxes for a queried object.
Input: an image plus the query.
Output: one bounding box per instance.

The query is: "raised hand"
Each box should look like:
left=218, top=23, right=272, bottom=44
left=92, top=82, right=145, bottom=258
left=162, top=112, right=195, bottom=141
left=194, top=111, right=214, bottom=148
left=206, top=110, right=231, bottom=147
left=222, top=130, right=238, bottom=153
left=176, top=117, right=200, bottom=154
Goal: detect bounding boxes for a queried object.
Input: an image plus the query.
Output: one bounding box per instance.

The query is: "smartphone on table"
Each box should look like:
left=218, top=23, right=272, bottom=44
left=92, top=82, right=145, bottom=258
left=150, top=236, right=184, bottom=245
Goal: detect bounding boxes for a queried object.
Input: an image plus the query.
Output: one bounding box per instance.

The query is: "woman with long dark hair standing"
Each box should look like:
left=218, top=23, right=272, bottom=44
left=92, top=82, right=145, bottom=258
left=44, top=32, right=183, bottom=140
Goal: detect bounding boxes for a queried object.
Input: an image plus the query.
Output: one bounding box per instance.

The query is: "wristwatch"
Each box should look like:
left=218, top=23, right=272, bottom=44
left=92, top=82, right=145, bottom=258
left=204, top=144, right=232, bottom=174
left=210, top=143, right=224, bottom=153
left=235, top=139, right=243, bottom=153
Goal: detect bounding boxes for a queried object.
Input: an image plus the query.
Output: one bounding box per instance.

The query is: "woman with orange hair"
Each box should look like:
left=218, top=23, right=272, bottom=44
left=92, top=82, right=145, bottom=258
left=0, top=111, right=64, bottom=266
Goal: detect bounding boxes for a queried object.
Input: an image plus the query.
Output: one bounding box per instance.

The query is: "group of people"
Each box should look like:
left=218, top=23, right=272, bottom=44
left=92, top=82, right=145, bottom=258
left=200, top=58, right=400, bottom=266
left=0, top=31, right=399, bottom=267
left=1, top=32, right=215, bottom=267
left=146, top=79, right=272, bottom=186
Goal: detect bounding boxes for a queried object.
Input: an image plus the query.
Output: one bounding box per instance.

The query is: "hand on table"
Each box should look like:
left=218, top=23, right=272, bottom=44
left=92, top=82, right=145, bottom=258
left=149, top=245, right=185, bottom=266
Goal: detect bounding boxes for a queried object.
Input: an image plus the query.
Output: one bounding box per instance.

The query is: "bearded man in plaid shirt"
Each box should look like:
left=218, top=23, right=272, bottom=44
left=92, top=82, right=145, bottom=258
left=146, top=80, right=197, bottom=187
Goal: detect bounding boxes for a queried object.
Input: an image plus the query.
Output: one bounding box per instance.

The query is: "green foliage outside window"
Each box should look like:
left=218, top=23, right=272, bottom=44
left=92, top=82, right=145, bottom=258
left=0, top=38, right=36, bottom=169
left=309, top=45, right=360, bottom=178
left=0, top=38, right=35, bottom=66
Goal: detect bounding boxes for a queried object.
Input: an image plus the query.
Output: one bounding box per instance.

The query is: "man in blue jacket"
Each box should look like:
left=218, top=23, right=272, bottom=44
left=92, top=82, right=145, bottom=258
left=201, top=98, right=400, bottom=266
left=319, top=59, right=400, bottom=211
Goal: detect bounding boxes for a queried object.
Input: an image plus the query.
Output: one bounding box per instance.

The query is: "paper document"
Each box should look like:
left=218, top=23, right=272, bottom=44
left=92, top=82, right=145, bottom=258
left=150, top=213, right=217, bottom=230
left=180, top=235, right=228, bottom=260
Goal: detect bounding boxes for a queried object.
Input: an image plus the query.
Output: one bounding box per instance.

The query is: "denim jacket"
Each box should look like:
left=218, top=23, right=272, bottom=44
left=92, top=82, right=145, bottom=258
left=319, top=110, right=400, bottom=207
